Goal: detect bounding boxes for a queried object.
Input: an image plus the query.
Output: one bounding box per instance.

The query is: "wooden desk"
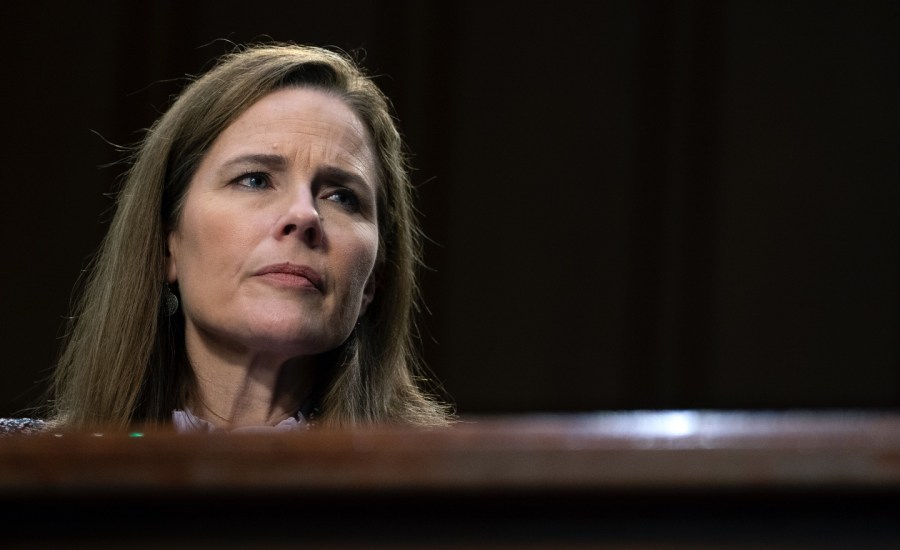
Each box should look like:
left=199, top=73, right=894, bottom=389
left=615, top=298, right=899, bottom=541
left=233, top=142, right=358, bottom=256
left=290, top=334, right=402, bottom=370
left=2, top=411, right=900, bottom=548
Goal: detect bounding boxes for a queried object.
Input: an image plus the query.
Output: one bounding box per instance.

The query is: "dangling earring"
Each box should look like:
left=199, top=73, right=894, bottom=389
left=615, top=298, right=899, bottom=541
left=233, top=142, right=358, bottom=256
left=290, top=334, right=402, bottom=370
left=164, top=283, right=179, bottom=316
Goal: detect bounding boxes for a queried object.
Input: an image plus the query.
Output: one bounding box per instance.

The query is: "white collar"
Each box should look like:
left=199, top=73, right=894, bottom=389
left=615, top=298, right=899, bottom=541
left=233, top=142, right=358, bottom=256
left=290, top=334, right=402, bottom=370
left=171, top=408, right=309, bottom=433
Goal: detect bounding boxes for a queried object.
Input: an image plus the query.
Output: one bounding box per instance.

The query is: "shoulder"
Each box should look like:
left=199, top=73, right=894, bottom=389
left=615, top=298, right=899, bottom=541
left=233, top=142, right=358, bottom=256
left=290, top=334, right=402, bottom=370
left=0, top=418, right=48, bottom=435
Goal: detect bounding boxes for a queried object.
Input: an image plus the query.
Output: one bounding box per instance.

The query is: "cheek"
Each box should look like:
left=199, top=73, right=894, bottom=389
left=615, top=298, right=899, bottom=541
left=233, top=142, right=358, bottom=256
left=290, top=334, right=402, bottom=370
left=337, top=227, right=379, bottom=297
left=353, top=230, right=380, bottom=284
left=174, top=204, right=260, bottom=282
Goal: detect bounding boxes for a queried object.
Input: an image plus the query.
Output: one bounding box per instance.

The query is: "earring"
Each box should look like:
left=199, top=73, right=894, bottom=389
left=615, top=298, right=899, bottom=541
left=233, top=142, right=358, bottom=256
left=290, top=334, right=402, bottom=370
left=164, top=284, right=179, bottom=316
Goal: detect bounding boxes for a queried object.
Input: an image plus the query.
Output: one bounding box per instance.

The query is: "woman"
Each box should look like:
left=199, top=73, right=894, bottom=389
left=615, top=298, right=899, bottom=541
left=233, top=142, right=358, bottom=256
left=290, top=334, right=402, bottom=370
left=35, top=43, right=450, bottom=431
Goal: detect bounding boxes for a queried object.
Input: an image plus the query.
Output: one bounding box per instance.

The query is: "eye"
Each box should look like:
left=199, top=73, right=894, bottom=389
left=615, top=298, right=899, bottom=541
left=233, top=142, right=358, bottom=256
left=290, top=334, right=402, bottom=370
left=233, top=172, right=271, bottom=190
left=323, top=188, right=360, bottom=212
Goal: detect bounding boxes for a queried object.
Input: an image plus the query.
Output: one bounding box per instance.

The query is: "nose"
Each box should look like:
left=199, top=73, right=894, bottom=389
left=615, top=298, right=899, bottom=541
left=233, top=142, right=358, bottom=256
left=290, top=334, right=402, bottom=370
left=278, top=188, right=323, bottom=248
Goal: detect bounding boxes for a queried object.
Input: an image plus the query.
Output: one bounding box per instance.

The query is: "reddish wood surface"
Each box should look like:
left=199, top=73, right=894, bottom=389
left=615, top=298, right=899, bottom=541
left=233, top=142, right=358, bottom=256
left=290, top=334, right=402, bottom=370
left=3, top=411, right=900, bottom=548
left=3, top=410, right=900, bottom=492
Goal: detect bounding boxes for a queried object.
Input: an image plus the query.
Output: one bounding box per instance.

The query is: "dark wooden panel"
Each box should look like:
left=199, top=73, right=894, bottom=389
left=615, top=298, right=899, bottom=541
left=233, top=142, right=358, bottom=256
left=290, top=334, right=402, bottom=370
left=3, top=411, right=900, bottom=547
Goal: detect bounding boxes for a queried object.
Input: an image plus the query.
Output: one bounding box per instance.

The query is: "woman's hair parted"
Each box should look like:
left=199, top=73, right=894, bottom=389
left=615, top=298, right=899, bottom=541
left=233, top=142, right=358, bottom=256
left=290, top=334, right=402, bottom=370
left=49, top=43, right=451, bottom=429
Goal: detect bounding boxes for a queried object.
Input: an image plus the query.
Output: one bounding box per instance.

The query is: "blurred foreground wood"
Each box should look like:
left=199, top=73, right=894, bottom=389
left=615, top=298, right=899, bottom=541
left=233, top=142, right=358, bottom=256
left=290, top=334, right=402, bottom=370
left=3, top=410, right=900, bottom=548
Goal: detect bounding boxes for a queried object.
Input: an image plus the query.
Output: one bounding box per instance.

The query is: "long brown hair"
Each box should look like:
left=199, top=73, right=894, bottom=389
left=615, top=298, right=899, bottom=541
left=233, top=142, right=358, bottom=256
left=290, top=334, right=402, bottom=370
left=50, top=44, right=451, bottom=428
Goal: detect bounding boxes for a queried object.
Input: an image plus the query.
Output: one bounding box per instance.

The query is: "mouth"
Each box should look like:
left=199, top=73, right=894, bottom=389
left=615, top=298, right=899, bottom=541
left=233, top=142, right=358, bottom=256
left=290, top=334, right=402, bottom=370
left=255, top=263, right=324, bottom=292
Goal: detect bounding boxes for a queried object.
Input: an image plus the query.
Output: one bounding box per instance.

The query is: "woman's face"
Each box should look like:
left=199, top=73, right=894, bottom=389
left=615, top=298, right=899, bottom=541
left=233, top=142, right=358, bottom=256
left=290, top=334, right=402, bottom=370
left=167, top=87, right=379, bottom=359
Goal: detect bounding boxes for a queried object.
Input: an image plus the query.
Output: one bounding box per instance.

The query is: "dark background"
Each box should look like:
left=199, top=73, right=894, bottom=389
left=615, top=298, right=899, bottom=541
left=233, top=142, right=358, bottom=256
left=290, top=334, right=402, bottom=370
left=2, top=1, right=898, bottom=417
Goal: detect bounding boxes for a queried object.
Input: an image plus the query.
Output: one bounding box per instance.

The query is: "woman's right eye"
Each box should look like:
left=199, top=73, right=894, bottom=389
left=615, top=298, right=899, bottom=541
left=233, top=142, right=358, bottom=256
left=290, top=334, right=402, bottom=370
left=234, top=172, right=270, bottom=190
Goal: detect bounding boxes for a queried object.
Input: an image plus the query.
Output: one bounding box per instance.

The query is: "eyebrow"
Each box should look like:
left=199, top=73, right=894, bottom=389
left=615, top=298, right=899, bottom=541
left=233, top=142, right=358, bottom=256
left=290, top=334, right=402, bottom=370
left=221, top=153, right=288, bottom=171
left=316, top=165, right=373, bottom=191
left=220, top=154, right=373, bottom=190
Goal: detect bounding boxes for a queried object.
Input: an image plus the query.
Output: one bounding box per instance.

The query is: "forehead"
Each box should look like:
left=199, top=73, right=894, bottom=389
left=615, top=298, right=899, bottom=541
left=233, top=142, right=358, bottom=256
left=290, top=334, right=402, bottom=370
left=207, top=87, right=376, bottom=174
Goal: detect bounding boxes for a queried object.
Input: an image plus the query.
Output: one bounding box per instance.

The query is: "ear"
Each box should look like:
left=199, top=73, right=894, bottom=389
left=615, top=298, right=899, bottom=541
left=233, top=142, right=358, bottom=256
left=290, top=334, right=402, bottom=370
left=359, top=272, right=378, bottom=316
left=165, top=232, right=178, bottom=284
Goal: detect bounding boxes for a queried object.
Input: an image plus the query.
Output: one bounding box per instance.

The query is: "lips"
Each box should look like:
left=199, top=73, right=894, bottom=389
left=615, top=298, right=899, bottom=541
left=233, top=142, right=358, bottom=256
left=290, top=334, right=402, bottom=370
left=255, top=263, right=324, bottom=291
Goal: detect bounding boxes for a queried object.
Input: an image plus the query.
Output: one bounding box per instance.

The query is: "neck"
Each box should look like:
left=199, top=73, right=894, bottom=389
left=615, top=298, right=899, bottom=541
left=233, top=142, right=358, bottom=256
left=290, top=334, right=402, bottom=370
left=183, top=324, right=316, bottom=429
